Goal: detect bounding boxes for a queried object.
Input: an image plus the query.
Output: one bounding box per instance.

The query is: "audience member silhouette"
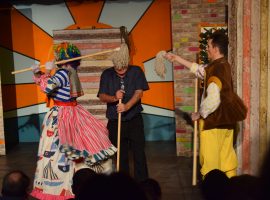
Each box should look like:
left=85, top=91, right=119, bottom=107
left=200, top=169, right=229, bottom=200
left=109, top=172, right=147, bottom=200
left=200, top=169, right=263, bottom=200
left=75, top=173, right=109, bottom=200
left=76, top=171, right=147, bottom=200
left=225, top=174, right=261, bottom=200
left=70, top=168, right=97, bottom=199
left=139, top=178, right=162, bottom=200
left=1, top=170, right=30, bottom=200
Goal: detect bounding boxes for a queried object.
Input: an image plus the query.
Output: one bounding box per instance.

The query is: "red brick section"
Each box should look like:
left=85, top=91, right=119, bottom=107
left=171, top=0, right=227, bottom=156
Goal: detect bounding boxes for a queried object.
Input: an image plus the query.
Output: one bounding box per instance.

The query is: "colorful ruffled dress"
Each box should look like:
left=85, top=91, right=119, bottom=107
left=31, top=68, right=117, bottom=200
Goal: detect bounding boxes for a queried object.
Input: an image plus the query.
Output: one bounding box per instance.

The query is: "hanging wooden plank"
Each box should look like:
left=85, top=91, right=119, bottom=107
left=242, top=0, right=251, bottom=174
left=267, top=0, right=270, bottom=148
left=260, top=0, right=269, bottom=164
left=228, top=0, right=237, bottom=85
left=250, top=0, right=261, bottom=175
left=235, top=0, right=244, bottom=174
left=268, top=0, right=270, bottom=145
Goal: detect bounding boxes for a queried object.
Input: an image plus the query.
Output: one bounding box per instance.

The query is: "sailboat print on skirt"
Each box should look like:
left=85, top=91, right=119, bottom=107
left=43, top=133, right=59, bottom=158
left=58, top=154, right=70, bottom=173
left=43, top=160, right=64, bottom=187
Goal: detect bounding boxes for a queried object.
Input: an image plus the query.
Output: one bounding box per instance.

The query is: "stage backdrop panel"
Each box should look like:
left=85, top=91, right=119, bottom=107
left=0, top=73, right=6, bottom=155
left=53, top=28, right=122, bottom=124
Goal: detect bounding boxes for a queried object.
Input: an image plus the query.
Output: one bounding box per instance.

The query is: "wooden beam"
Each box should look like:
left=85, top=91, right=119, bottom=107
left=242, top=0, right=251, bottom=174
left=250, top=0, right=260, bottom=175
left=260, top=0, right=269, bottom=165
left=267, top=0, right=270, bottom=149
left=236, top=0, right=244, bottom=174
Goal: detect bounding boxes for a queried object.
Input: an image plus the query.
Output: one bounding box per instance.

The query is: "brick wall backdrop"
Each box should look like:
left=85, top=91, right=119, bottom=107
left=53, top=28, right=122, bottom=125
left=171, top=0, right=227, bottom=156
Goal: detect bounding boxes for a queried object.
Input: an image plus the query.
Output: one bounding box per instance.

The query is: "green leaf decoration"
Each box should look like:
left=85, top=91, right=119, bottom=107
left=199, top=27, right=228, bottom=64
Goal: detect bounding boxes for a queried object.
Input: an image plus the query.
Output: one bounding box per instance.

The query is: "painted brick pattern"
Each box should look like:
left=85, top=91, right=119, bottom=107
left=53, top=28, right=122, bottom=124
left=171, top=0, right=227, bottom=156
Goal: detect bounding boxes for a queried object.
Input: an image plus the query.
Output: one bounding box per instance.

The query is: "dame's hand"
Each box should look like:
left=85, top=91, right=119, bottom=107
left=31, top=64, right=40, bottom=74
left=45, top=61, right=56, bottom=70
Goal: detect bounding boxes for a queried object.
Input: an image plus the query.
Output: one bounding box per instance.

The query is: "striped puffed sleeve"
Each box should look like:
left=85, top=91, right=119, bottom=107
left=45, top=69, right=69, bottom=95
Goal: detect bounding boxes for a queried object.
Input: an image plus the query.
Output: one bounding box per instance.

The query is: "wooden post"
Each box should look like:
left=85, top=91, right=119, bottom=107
left=116, top=99, right=122, bottom=171
left=192, top=78, right=198, bottom=186
left=259, top=0, right=269, bottom=166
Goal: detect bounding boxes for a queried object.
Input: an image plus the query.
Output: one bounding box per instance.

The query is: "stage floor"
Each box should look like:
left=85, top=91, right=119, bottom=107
left=0, top=141, right=203, bottom=200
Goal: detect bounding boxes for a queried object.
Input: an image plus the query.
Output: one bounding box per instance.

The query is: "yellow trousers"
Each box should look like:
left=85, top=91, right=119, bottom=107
left=200, top=127, right=238, bottom=178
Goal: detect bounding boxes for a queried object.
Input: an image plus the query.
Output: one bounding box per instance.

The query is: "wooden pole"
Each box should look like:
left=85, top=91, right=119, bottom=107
left=192, top=78, right=198, bottom=186
left=116, top=99, right=122, bottom=172
left=11, top=47, right=120, bottom=75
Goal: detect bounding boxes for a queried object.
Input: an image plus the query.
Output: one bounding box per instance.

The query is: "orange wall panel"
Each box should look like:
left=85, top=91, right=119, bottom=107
left=129, top=0, right=171, bottom=67
left=11, top=9, right=53, bottom=62
left=142, top=82, right=174, bottom=110
left=2, top=84, right=46, bottom=111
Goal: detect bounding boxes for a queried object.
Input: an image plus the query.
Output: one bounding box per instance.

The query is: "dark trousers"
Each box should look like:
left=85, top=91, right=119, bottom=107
left=107, top=114, right=148, bottom=181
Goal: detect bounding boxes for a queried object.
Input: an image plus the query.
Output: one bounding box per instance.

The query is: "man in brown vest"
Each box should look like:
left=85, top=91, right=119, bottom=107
left=165, top=30, right=246, bottom=178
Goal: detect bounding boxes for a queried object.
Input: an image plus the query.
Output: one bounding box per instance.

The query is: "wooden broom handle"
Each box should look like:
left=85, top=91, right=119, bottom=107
left=116, top=99, right=122, bottom=172
left=11, top=47, right=120, bottom=75
left=192, top=78, right=198, bottom=186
